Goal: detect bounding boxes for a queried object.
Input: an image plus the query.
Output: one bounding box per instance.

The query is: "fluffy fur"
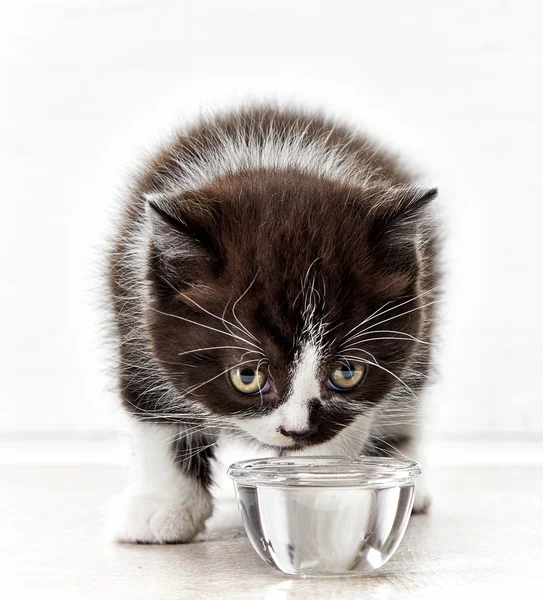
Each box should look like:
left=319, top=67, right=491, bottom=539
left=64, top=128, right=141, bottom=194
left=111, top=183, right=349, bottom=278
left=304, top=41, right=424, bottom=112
left=106, top=106, right=440, bottom=543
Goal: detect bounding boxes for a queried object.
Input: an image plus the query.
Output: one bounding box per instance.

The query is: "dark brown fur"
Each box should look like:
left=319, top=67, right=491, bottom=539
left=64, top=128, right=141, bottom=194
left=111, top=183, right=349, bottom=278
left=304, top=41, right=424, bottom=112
left=107, top=106, right=440, bottom=483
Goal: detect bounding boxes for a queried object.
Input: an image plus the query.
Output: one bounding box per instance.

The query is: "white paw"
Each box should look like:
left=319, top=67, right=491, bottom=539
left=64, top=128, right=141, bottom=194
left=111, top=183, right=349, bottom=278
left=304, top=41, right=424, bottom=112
left=412, top=481, right=432, bottom=514
left=108, top=490, right=213, bottom=544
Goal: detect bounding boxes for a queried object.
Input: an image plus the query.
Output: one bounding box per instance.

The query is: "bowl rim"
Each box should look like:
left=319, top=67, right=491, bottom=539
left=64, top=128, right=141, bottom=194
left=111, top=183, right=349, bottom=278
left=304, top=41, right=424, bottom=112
left=227, top=455, right=422, bottom=489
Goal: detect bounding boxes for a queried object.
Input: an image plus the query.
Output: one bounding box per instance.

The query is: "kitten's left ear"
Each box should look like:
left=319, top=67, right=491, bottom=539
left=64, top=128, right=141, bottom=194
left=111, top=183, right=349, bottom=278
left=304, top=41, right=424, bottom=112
left=369, top=185, right=438, bottom=246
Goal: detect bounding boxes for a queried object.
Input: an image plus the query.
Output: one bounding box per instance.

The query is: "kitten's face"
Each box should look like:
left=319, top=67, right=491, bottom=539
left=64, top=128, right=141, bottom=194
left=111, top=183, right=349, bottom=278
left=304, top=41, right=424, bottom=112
left=146, top=171, right=435, bottom=449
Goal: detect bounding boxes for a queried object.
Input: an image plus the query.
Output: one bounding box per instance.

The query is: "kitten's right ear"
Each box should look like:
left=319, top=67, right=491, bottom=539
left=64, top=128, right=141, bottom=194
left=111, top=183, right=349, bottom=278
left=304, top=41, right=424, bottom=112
left=145, top=195, right=221, bottom=295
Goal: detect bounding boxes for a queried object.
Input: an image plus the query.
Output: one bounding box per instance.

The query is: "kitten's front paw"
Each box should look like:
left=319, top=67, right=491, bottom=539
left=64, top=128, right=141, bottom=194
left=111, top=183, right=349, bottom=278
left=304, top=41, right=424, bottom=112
left=108, top=490, right=213, bottom=544
left=412, top=481, right=432, bottom=514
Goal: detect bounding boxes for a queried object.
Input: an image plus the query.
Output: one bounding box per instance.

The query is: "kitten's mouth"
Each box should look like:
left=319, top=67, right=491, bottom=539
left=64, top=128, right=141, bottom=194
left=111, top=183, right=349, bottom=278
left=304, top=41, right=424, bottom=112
left=262, top=438, right=320, bottom=455
left=268, top=426, right=338, bottom=451
left=259, top=436, right=318, bottom=451
left=277, top=425, right=319, bottom=444
left=277, top=439, right=316, bottom=452
left=276, top=441, right=319, bottom=454
left=246, top=429, right=325, bottom=451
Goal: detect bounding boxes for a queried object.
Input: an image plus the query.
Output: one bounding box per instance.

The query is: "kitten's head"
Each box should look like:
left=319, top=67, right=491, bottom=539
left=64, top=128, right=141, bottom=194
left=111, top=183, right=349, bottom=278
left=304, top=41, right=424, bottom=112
left=143, top=171, right=437, bottom=449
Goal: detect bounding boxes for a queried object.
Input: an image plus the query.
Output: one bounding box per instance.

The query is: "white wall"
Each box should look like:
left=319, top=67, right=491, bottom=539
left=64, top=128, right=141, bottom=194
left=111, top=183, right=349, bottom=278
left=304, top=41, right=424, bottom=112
left=1, top=0, right=541, bottom=436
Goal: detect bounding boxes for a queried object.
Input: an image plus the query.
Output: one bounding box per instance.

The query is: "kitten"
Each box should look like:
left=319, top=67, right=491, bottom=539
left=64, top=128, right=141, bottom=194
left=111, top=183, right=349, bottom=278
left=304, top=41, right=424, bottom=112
left=106, top=106, right=440, bottom=544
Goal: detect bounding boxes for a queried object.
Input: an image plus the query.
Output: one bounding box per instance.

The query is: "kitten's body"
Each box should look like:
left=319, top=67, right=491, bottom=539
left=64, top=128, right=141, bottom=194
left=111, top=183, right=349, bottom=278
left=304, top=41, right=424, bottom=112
left=107, top=107, right=439, bottom=543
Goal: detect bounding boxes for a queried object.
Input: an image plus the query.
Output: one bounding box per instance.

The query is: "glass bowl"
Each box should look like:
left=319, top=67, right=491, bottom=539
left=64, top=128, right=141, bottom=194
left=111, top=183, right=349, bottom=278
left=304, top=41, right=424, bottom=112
left=227, top=456, right=421, bottom=577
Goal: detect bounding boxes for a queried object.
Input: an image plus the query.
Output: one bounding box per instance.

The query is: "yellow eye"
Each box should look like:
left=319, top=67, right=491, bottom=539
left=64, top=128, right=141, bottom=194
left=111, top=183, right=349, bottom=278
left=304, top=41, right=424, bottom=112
left=230, top=367, right=269, bottom=395
left=328, top=362, right=366, bottom=391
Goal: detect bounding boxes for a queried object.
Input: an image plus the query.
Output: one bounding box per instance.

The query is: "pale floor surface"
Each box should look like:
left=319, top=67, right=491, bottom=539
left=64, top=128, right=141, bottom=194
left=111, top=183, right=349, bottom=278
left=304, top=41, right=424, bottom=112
left=2, top=443, right=543, bottom=599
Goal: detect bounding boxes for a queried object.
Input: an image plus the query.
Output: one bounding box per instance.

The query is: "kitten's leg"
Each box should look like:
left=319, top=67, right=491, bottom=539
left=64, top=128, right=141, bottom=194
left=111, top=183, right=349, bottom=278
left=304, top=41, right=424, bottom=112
left=403, top=438, right=431, bottom=514
left=109, top=418, right=214, bottom=543
left=385, top=428, right=432, bottom=514
left=364, top=415, right=431, bottom=514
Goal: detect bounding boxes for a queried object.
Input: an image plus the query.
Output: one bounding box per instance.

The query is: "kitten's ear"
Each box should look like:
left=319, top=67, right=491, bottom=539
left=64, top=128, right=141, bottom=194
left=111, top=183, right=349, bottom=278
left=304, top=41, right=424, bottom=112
left=368, top=185, right=437, bottom=271
left=145, top=195, right=222, bottom=296
left=369, top=186, right=437, bottom=246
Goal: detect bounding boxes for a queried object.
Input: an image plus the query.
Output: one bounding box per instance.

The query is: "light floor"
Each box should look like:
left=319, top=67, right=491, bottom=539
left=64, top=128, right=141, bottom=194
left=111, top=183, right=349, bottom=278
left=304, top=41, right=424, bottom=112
left=2, top=441, right=542, bottom=599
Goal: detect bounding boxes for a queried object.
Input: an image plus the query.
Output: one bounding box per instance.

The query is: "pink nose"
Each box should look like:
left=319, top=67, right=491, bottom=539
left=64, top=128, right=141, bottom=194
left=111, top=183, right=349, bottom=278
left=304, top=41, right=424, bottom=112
left=279, top=425, right=318, bottom=440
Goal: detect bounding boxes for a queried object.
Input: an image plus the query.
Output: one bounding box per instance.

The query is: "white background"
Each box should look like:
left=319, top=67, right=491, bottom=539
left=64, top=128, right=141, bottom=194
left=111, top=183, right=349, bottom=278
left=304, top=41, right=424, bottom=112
left=1, top=0, right=541, bottom=439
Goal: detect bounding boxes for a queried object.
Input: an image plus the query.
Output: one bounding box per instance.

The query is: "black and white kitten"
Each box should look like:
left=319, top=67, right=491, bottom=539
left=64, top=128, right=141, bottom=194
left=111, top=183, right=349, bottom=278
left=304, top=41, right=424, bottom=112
left=106, top=106, right=440, bottom=543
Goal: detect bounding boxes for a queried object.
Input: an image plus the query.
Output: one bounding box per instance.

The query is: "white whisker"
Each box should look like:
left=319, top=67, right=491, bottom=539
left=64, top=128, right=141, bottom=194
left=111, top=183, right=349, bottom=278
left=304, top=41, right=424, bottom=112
left=178, top=291, right=261, bottom=345
left=178, top=345, right=264, bottom=357
left=230, top=271, right=261, bottom=343
left=340, top=299, right=440, bottom=348
left=148, top=306, right=262, bottom=349
left=182, top=359, right=259, bottom=395
left=339, top=285, right=442, bottom=346
left=343, top=329, right=438, bottom=346
left=341, top=354, right=419, bottom=399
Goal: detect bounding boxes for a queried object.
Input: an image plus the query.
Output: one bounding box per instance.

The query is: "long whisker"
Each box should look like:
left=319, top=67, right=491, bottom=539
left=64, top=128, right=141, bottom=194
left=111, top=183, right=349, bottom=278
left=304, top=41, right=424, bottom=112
left=340, top=336, right=435, bottom=353
left=160, top=427, right=215, bottom=449
left=230, top=271, right=261, bottom=343
left=335, top=300, right=394, bottom=340
left=343, top=329, right=439, bottom=346
left=148, top=306, right=262, bottom=349
left=178, top=346, right=264, bottom=357
left=341, top=354, right=419, bottom=399
left=330, top=420, right=368, bottom=459
left=367, top=433, right=410, bottom=459
left=372, top=418, right=430, bottom=428
left=141, top=264, right=260, bottom=348
left=339, top=285, right=442, bottom=344
left=178, top=291, right=260, bottom=345
left=182, top=359, right=259, bottom=396
left=340, top=299, right=440, bottom=348
left=253, top=357, right=268, bottom=411
left=173, top=441, right=218, bottom=464
left=338, top=348, right=379, bottom=364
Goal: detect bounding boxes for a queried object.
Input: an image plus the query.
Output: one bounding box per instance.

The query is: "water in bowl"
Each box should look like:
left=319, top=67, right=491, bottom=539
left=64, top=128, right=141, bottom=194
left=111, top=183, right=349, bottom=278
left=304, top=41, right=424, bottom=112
left=236, top=482, right=416, bottom=576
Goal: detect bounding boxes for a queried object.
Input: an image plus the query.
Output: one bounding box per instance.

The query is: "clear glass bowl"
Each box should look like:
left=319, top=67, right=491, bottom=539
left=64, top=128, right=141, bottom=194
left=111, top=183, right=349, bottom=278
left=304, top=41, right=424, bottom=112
left=227, top=456, right=421, bottom=577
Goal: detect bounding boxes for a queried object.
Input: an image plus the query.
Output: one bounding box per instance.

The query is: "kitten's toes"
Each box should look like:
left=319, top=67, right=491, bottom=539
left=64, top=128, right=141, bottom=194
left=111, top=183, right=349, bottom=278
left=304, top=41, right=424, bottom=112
left=108, top=490, right=213, bottom=544
left=412, top=482, right=432, bottom=514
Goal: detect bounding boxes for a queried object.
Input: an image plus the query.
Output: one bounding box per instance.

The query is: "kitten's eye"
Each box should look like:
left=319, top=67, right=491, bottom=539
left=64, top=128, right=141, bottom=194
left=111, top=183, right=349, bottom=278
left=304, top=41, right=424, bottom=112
left=230, top=367, right=270, bottom=395
left=328, top=362, right=366, bottom=391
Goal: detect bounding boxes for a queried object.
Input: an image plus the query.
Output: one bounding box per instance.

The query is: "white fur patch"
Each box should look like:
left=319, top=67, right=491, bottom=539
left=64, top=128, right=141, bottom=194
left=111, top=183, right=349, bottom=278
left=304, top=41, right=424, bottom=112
left=236, top=342, right=321, bottom=447
left=143, top=114, right=368, bottom=202
left=281, top=343, right=320, bottom=432
left=108, top=419, right=212, bottom=543
left=237, top=410, right=294, bottom=448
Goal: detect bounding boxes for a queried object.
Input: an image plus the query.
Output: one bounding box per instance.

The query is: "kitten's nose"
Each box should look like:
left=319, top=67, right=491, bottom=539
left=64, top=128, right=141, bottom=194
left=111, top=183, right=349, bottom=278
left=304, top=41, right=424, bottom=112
left=279, top=424, right=319, bottom=441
